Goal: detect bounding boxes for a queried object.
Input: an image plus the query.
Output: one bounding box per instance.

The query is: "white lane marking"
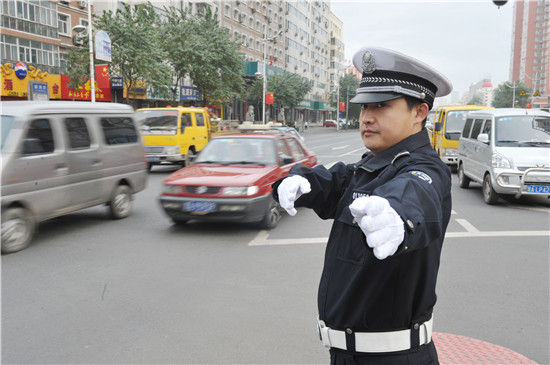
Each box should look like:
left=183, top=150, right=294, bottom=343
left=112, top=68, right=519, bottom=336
left=331, top=145, right=349, bottom=150
left=455, top=218, right=480, bottom=233
left=507, top=206, right=550, bottom=213
left=249, top=230, right=550, bottom=246
left=451, top=210, right=457, bottom=215
left=338, top=147, right=366, bottom=157
left=324, top=161, right=338, bottom=169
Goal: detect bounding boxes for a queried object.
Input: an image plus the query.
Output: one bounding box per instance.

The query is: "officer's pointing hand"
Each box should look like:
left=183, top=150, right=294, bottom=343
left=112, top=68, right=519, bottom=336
left=349, top=196, right=405, bottom=260
left=277, top=175, right=311, bottom=216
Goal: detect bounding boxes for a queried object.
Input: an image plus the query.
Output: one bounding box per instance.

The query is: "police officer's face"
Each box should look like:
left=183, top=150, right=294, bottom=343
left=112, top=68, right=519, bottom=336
left=359, top=97, right=427, bottom=155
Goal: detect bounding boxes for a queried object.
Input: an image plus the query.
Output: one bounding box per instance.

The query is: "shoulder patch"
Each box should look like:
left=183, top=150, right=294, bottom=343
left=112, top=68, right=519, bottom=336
left=409, top=171, right=432, bottom=184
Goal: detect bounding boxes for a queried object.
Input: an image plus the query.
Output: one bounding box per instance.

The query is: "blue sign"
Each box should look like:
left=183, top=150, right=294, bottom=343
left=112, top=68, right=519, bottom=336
left=180, top=86, right=201, bottom=101
left=32, top=83, right=48, bottom=93
left=111, top=77, right=123, bottom=89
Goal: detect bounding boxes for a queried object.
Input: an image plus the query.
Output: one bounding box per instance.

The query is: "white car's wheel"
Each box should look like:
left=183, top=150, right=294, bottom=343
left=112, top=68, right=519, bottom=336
left=109, top=185, right=132, bottom=219
left=1, top=207, right=35, bottom=254
left=482, top=174, right=499, bottom=205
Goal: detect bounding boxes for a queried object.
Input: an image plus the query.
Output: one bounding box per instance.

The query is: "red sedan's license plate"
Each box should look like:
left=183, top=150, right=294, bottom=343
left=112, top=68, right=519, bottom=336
left=183, top=201, right=216, bottom=214
left=525, top=185, right=550, bottom=194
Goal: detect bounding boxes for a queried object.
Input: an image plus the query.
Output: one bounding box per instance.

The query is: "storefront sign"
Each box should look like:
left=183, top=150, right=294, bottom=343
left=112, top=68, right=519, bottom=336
left=14, top=62, right=27, bottom=79
left=123, top=80, right=147, bottom=100
left=111, top=77, right=123, bottom=89
left=94, top=30, right=112, bottom=62
left=180, top=86, right=201, bottom=101
left=28, top=81, right=49, bottom=101
left=61, top=64, right=111, bottom=101
left=1, top=63, right=61, bottom=99
left=339, top=102, right=346, bottom=111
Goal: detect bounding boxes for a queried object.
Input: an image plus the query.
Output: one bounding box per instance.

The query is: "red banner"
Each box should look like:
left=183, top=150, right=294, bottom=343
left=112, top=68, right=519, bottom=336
left=266, top=92, right=274, bottom=105
left=339, top=102, right=345, bottom=111
left=60, top=65, right=111, bottom=101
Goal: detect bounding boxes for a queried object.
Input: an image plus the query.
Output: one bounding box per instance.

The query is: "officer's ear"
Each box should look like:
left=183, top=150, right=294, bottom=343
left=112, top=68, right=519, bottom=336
left=414, top=103, right=429, bottom=126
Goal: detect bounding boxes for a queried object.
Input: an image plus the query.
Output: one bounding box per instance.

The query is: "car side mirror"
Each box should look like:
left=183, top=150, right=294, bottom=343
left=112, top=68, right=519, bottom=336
left=282, top=156, right=294, bottom=165
left=434, top=122, right=442, bottom=132
left=477, top=133, right=489, bottom=144
left=22, top=138, right=44, bottom=155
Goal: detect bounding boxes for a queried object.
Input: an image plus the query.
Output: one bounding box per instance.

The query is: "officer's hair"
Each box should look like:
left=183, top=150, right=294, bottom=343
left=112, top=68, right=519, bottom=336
left=403, top=96, right=428, bottom=128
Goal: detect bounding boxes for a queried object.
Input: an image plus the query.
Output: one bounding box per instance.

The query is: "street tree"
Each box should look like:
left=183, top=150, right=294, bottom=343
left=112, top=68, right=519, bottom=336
left=65, top=38, right=90, bottom=100
left=339, top=73, right=361, bottom=121
left=248, top=72, right=312, bottom=121
left=468, top=94, right=483, bottom=105
left=170, top=7, right=245, bottom=104
left=94, top=2, right=172, bottom=104
left=492, top=81, right=532, bottom=108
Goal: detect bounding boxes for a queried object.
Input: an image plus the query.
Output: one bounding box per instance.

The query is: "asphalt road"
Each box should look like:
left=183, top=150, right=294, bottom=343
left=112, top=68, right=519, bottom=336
left=2, top=127, right=549, bottom=364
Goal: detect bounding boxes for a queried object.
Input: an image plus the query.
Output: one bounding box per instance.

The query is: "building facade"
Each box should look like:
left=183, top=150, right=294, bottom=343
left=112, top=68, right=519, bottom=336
left=510, top=0, right=550, bottom=107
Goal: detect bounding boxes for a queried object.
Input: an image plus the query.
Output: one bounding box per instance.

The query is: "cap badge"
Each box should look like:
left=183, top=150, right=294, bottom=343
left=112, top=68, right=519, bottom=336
left=362, top=51, right=376, bottom=75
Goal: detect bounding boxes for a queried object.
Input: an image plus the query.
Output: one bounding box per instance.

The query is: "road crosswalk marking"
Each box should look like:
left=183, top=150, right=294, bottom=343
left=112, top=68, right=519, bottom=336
left=248, top=230, right=550, bottom=246
left=455, top=219, right=480, bottom=232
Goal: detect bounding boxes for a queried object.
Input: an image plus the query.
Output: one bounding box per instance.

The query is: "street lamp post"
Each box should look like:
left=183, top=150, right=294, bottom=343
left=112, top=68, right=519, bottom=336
left=86, top=0, right=95, bottom=102
left=260, top=30, right=282, bottom=124
left=503, top=81, right=517, bottom=108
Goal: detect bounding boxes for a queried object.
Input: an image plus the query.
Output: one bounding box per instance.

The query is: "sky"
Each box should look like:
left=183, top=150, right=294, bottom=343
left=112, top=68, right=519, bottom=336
left=330, top=0, right=514, bottom=100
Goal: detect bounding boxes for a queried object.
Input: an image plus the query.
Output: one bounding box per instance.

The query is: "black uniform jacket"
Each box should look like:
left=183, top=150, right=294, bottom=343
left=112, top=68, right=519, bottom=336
left=272, top=129, right=452, bottom=337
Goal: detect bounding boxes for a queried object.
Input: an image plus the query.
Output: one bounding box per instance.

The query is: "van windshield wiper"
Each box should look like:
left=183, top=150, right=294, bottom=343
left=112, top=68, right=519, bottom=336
left=496, top=140, right=518, bottom=144
left=517, top=141, right=550, bottom=146
left=227, top=161, right=266, bottom=166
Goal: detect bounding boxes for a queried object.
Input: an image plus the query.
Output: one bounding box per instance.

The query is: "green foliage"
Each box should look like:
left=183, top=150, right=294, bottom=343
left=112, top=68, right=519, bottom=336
left=94, top=2, right=172, bottom=102
left=65, top=38, right=90, bottom=98
left=160, top=6, right=245, bottom=103
left=248, top=72, right=313, bottom=108
left=339, top=73, right=361, bottom=120
left=468, top=94, right=483, bottom=105
left=492, top=81, right=533, bottom=108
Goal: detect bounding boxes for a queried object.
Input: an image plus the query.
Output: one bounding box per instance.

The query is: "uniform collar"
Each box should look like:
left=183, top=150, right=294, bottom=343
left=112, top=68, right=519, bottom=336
left=358, top=129, right=431, bottom=171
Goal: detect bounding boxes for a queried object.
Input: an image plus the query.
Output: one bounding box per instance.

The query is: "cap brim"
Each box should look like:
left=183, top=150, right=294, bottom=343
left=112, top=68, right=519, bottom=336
left=349, top=92, right=402, bottom=104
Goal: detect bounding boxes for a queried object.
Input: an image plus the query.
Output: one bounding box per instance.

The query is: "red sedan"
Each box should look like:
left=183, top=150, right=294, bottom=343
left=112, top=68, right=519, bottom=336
left=159, top=132, right=317, bottom=229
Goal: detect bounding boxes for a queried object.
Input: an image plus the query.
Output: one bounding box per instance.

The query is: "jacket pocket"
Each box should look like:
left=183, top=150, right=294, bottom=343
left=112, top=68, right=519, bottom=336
left=334, top=207, right=367, bottom=265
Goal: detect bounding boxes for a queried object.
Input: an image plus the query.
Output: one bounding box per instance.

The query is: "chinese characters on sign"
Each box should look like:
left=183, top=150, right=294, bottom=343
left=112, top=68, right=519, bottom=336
left=180, top=86, right=202, bottom=101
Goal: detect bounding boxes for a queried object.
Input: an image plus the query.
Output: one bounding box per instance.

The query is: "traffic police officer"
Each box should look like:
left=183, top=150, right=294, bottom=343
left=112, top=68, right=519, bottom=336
left=272, top=46, right=453, bottom=364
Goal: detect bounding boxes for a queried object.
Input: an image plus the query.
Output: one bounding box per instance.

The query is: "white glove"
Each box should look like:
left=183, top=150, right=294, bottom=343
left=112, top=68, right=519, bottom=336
left=349, top=196, right=405, bottom=260
left=277, top=175, right=311, bottom=216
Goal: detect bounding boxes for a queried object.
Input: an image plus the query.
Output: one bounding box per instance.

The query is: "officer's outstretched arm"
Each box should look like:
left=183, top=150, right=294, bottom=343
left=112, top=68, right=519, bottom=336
left=370, top=162, right=451, bottom=256
left=272, top=162, right=354, bottom=220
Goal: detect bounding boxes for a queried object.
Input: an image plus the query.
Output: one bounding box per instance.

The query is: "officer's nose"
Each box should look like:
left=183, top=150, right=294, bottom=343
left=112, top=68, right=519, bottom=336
left=360, top=108, right=374, bottom=125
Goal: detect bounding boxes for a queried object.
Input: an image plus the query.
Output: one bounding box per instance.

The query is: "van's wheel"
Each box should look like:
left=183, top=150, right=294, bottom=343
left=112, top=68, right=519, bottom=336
left=109, top=185, right=132, bottom=219
left=482, top=174, right=499, bottom=205
left=184, top=149, right=195, bottom=167
left=260, top=201, right=281, bottom=229
left=1, top=207, right=35, bottom=254
left=458, top=164, right=470, bottom=189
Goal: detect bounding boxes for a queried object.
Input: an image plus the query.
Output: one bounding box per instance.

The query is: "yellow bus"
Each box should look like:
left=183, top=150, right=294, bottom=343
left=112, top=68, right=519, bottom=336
left=430, top=105, right=492, bottom=170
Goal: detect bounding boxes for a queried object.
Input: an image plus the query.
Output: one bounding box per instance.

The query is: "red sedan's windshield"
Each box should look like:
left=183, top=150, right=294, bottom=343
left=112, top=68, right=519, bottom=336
left=194, top=138, right=277, bottom=165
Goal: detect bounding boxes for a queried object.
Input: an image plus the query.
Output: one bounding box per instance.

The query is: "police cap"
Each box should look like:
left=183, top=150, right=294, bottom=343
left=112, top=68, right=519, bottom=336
left=350, top=46, right=452, bottom=109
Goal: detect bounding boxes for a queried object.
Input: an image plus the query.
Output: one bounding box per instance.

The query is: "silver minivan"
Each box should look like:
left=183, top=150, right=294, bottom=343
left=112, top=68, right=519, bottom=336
left=457, top=108, right=550, bottom=204
left=1, top=101, right=147, bottom=253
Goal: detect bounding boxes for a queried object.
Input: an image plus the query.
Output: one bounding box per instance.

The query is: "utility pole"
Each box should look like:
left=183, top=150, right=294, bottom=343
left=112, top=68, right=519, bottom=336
left=87, top=0, right=95, bottom=102
left=345, top=85, right=349, bottom=125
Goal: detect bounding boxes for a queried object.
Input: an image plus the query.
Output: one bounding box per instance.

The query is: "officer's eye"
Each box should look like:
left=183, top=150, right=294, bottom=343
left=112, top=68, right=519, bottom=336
left=361, top=103, right=386, bottom=110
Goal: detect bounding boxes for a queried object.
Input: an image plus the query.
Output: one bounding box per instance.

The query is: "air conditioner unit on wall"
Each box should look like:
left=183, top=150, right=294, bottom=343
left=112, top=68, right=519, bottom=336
left=78, top=0, right=87, bottom=8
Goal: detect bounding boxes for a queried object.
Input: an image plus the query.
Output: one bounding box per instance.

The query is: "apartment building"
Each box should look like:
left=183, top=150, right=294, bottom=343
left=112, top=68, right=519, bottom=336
left=510, top=0, right=550, bottom=107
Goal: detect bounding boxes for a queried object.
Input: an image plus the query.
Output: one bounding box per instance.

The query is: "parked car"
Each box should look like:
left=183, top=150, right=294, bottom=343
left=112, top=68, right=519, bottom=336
left=135, top=107, right=212, bottom=170
left=323, top=120, right=337, bottom=127
left=1, top=101, right=147, bottom=253
left=159, top=132, right=317, bottom=229
left=457, top=108, right=550, bottom=204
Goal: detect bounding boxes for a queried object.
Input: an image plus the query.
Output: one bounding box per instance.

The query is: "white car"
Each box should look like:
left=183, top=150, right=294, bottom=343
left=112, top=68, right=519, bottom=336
left=457, top=108, right=550, bottom=204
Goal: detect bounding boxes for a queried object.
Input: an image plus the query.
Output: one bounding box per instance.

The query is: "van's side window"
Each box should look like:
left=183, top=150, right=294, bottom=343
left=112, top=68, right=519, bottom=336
left=470, top=119, right=484, bottom=140
left=481, top=120, right=492, bottom=139
left=22, top=119, right=54, bottom=156
left=100, top=117, right=138, bottom=145
left=195, top=113, right=204, bottom=126
left=181, top=113, right=192, bottom=132
left=64, top=118, right=91, bottom=149
left=462, top=118, right=473, bottom=138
